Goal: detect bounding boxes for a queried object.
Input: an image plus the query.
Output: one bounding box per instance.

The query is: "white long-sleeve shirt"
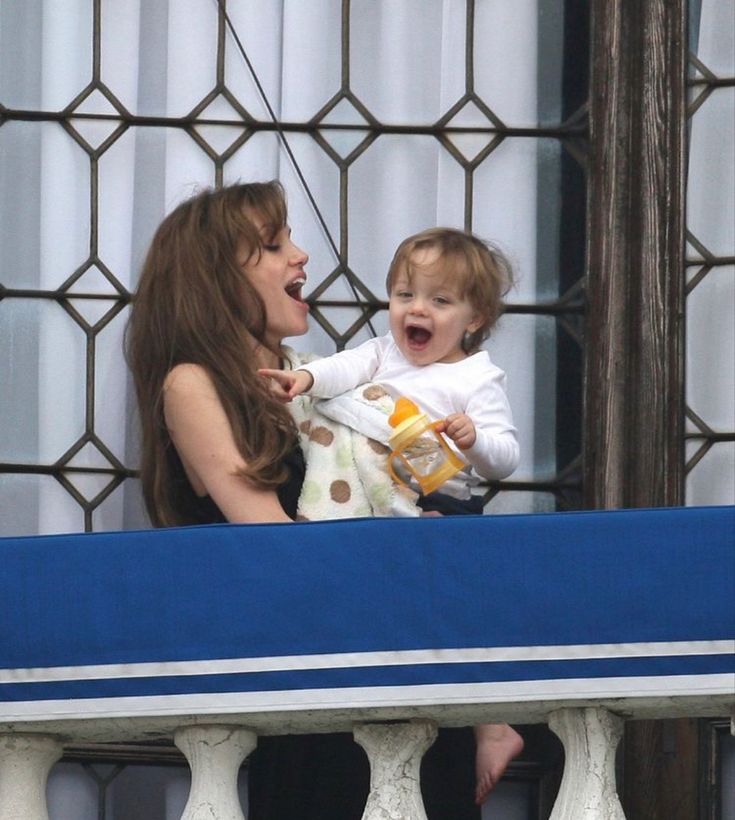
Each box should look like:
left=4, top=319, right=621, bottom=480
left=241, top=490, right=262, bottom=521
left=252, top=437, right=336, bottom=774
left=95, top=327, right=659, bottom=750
left=299, top=334, right=519, bottom=496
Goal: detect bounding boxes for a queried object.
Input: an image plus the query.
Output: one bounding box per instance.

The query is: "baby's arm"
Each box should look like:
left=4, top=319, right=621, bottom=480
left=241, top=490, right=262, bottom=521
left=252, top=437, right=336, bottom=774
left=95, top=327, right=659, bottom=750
left=258, top=367, right=314, bottom=401
left=452, top=368, right=520, bottom=480
left=264, top=336, right=386, bottom=402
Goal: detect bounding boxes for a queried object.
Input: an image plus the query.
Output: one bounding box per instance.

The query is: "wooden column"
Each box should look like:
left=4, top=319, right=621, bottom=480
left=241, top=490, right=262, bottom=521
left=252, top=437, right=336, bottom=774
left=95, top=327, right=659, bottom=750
left=620, top=718, right=701, bottom=820
left=586, top=2, right=694, bottom=818
left=585, top=0, right=687, bottom=509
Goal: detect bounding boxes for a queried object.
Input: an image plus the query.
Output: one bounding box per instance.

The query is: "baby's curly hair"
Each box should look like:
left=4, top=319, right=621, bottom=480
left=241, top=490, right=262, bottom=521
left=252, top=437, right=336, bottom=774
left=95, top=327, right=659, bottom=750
left=385, top=227, right=514, bottom=353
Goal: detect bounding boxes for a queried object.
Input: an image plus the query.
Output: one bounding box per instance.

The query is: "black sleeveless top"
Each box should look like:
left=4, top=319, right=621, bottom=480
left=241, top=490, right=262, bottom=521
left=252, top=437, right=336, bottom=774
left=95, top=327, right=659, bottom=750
left=173, top=444, right=306, bottom=524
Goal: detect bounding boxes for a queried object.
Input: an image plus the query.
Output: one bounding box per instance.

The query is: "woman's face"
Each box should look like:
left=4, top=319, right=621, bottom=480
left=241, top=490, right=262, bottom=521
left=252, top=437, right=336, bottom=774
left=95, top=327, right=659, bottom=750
left=239, top=218, right=310, bottom=348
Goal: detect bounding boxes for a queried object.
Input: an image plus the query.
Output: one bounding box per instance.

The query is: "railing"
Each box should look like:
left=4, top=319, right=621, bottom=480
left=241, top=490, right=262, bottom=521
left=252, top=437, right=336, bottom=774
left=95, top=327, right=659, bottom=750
left=3, top=704, right=732, bottom=818
left=1, top=506, right=733, bottom=819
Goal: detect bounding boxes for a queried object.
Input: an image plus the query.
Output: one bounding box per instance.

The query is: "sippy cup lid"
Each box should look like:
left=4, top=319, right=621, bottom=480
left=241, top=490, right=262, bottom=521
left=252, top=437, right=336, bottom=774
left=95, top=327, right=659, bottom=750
left=389, top=397, right=420, bottom=428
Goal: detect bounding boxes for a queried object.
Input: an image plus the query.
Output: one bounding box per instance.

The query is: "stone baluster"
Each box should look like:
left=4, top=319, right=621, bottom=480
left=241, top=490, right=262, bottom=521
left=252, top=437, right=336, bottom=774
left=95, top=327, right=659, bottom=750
left=0, top=733, right=62, bottom=820
left=174, top=725, right=256, bottom=820
left=548, top=707, right=626, bottom=820
left=354, top=720, right=437, bottom=820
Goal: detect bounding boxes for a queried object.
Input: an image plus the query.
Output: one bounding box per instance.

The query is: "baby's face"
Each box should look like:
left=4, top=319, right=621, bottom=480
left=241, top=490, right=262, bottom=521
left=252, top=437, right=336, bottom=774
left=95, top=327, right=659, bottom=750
left=388, top=247, right=481, bottom=367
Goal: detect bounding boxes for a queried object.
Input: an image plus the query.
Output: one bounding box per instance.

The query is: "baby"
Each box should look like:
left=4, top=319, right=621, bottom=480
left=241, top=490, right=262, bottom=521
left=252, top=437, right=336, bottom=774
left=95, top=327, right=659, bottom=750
left=262, top=226, right=519, bottom=516
left=261, top=227, right=524, bottom=803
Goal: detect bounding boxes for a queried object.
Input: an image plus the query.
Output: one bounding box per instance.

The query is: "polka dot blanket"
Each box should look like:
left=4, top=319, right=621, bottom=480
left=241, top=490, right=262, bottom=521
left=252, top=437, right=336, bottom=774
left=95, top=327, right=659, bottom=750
left=285, top=349, right=420, bottom=520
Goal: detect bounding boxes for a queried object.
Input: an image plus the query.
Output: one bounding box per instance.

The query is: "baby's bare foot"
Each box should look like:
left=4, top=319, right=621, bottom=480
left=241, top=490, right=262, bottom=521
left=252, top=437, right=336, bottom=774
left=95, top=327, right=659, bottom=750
left=474, top=723, right=524, bottom=805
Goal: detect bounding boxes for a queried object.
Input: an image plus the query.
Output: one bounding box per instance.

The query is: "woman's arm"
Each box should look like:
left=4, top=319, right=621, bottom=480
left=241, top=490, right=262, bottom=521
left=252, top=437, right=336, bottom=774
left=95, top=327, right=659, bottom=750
left=163, top=363, right=293, bottom=523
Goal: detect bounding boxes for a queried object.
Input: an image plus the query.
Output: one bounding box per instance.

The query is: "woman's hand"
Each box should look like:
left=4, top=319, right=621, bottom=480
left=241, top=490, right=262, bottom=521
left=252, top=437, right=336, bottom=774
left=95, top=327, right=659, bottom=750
left=437, top=413, right=477, bottom=450
left=258, top=367, right=314, bottom=401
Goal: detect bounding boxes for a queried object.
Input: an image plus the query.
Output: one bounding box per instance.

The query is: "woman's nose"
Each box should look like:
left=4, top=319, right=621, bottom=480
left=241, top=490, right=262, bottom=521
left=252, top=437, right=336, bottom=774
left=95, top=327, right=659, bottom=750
left=290, top=241, right=308, bottom=266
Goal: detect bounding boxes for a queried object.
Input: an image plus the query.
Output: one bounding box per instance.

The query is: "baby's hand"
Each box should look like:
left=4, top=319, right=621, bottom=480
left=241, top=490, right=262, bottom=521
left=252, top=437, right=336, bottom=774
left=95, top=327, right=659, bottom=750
left=257, top=368, right=314, bottom=401
left=440, top=413, right=477, bottom=450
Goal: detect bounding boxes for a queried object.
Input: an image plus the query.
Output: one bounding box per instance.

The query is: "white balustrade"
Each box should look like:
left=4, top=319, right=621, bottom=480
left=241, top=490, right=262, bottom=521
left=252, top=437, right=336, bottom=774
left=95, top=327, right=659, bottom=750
left=1, top=707, right=733, bottom=818
left=354, top=720, right=437, bottom=820
left=174, top=725, right=256, bottom=820
left=0, top=734, right=62, bottom=820
left=548, top=707, right=626, bottom=820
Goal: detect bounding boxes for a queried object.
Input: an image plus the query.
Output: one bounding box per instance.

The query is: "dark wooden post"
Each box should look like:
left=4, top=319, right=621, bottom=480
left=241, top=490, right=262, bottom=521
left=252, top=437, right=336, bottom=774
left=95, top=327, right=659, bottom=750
left=586, top=0, right=687, bottom=510
left=586, top=2, right=695, bottom=818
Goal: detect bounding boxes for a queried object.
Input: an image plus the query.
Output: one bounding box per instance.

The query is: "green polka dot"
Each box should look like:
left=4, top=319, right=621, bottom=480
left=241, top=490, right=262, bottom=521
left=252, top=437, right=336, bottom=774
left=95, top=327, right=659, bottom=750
left=370, top=484, right=391, bottom=509
left=300, top=480, right=322, bottom=506
left=335, top=445, right=353, bottom=469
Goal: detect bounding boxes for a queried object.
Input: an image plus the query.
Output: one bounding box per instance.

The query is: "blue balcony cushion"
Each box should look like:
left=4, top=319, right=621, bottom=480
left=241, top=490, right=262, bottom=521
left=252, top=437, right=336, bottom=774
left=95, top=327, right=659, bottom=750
left=1, top=506, right=733, bottom=720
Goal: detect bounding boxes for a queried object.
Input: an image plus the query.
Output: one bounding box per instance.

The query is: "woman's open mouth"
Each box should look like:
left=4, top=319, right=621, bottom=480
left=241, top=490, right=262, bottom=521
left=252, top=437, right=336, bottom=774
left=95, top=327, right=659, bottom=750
left=285, top=277, right=308, bottom=308
left=284, top=277, right=309, bottom=316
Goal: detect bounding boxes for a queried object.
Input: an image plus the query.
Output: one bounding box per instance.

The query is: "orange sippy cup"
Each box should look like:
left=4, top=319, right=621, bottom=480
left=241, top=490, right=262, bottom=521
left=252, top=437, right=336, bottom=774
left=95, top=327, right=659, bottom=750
left=387, top=397, right=464, bottom=495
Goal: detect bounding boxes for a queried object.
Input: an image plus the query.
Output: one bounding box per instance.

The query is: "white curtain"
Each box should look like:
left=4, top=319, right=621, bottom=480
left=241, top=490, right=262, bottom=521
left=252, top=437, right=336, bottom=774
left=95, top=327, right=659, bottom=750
left=1, top=0, right=549, bottom=536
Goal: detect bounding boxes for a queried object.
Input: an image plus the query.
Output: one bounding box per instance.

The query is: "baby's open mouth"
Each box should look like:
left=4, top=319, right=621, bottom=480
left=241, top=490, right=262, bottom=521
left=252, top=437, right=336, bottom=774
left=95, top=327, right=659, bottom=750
left=406, top=325, right=432, bottom=346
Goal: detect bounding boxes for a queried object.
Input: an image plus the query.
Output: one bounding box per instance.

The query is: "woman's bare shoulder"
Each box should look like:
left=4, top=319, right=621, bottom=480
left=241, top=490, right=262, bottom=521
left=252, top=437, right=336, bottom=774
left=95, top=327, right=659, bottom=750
left=163, top=363, right=215, bottom=395
left=162, top=364, right=230, bottom=452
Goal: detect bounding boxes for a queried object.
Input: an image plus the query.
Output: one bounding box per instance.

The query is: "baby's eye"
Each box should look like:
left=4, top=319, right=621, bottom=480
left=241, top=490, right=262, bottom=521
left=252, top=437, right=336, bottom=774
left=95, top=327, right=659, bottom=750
left=396, top=290, right=413, bottom=298
left=434, top=296, right=451, bottom=305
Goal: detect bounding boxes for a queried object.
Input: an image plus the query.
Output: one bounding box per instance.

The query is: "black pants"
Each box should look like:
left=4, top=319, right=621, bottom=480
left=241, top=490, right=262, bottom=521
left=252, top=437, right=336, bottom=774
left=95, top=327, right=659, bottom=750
left=417, top=491, right=484, bottom=516
left=248, top=728, right=479, bottom=820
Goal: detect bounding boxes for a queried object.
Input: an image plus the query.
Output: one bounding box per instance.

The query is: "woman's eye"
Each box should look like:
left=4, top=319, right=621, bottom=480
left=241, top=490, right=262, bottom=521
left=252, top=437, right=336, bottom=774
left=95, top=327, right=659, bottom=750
left=263, top=243, right=280, bottom=252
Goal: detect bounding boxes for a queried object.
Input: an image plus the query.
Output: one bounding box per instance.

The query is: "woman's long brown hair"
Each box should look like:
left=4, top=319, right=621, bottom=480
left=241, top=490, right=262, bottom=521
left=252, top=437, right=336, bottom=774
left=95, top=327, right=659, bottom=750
left=125, top=181, right=299, bottom=526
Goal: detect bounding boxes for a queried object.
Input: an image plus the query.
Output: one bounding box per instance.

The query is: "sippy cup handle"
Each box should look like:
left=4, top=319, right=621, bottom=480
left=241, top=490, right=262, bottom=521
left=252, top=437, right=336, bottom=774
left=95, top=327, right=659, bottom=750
left=388, top=418, right=450, bottom=490
left=388, top=453, right=409, bottom=488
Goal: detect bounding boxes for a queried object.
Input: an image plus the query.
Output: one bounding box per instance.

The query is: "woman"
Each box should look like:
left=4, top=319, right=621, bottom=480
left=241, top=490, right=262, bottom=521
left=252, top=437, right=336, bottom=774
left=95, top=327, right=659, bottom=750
left=127, top=181, right=309, bottom=527
left=126, top=181, right=520, bottom=818
left=126, top=181, right=371, bottom=819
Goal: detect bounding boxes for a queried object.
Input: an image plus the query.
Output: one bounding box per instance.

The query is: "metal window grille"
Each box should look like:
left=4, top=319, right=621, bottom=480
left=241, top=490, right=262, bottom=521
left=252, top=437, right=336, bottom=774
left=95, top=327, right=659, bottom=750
left=0, top=1, right=587, bottom=530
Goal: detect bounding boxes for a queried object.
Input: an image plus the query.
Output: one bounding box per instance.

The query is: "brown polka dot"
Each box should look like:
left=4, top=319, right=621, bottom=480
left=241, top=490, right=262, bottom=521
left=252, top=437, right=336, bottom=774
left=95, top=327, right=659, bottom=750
left=330, top=480, right=352, bottom=503
left=309, top=426, right=334, bottom=446
left=299, top=420, right=312, bottom=434
left=367, top=438, right=390, bottom=455
left=362, top=385, right=388, bottom=401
